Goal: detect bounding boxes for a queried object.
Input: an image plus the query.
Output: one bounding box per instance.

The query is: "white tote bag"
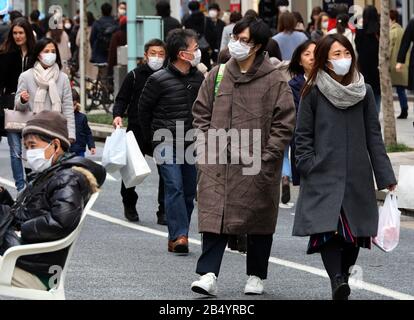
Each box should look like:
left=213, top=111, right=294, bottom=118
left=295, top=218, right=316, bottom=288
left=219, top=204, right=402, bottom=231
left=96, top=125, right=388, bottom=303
left=396, top=165, right=414, bottom=210
left=102, top=128, right=127, bottom=173
left=120, top=131, right=151, bottom=188
left=372, top=193, right=401, bottom=253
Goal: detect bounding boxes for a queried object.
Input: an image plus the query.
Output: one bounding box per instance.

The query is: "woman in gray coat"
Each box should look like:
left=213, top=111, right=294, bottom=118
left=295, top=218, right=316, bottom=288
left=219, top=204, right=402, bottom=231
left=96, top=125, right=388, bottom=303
left=293, top=34, right=397, bottom=300
left=15, top=38, right=75, bottom=141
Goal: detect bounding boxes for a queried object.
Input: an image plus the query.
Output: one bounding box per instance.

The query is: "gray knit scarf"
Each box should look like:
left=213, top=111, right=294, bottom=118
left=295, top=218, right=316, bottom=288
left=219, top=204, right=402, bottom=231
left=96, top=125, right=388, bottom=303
left=315, top=70, right=366, bottom=109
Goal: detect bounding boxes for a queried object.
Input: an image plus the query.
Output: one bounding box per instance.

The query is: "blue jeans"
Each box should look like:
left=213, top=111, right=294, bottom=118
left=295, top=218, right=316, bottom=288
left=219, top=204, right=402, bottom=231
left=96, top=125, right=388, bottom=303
left=159, top=161, right=197, bottom=241
left=282, top=148, right=292, bottom=180
left=7, top=132, right=25, bottom=191
left=395, top=86, right=408, bottom=112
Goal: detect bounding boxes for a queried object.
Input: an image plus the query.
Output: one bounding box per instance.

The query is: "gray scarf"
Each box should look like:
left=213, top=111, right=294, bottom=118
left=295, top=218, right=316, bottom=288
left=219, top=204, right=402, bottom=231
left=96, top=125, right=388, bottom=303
left=315, top=70, right=366, bottom=109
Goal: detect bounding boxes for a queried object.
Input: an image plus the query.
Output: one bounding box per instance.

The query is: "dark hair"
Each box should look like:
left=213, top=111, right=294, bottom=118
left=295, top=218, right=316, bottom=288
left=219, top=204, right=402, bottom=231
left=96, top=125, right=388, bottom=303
left=390, top=9, right=399, bottom=22
left=311, top=6, right=322, bottom=20
left=336, top=13, right=349, bottom=34
left=119, top=1, right=126, bottom=6
left=363, top=5, right=380, bottom=35
left=230, top=11, right=243, bottom=24
left=316, top=12, right=329, bottom=30
left=72, top=88, right=80, bottom=102
left=209, top=3, right=220, bottom=11
left=30, top=9, right=40, bottom=22
left=233, top=16, right=271, bottom=56
left=188, top=1, right=200, bottom=11
left=244, top=9, right=258, bottom=19
left=292, top=11, right=304, bottom=24
left=278, top=12, right=296, bottom=33
left=0, top=17, right=36, bottom=54
left=156, top=0, right=171, bottom=18
left=49, top=29, right=63, bottom=44
left=144, top=38, right=166, bottom=53
left=302, top=34, right=358, bottom=97
left=166, top=28, right=198, bottom=62
left=87, top=11, right=95, bottom=27
left=28, top=38, right=63, bottom=69
left=276, top=0, right=289, bottom=6
left=288, top=40, right=316, bottom=76
left=9, top=10, right=23, bottom=23
left=101, top=3, right=113, bottom=17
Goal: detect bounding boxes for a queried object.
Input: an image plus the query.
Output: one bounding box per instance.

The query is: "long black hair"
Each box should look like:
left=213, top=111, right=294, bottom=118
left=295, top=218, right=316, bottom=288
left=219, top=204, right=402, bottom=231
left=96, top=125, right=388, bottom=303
left=0, top=17, right=36, bottom=54
left=363, top=5, right=380, bottom=35
left=27, top=38, right=63, bottom=69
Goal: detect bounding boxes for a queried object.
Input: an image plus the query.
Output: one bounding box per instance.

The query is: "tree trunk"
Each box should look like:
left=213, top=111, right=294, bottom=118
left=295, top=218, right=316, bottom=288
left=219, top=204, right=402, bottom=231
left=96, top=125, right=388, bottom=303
left=379, top=0, right=397, bottom=146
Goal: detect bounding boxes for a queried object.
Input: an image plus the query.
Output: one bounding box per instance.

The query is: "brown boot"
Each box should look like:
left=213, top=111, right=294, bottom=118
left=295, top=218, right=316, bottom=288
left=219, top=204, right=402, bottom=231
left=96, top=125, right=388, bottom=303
left=168, top=236, right=189, bottom=255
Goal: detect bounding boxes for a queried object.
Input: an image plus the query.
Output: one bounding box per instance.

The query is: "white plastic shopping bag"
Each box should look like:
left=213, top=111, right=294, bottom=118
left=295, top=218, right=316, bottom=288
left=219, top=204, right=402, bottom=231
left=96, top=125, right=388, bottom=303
left=120, top=131, right=151, bottom=188
left=372, top=193, right=401, bottom=253
left=102, top=128, right=127, bottom=173
left=396, top=165, right=414, bottom=210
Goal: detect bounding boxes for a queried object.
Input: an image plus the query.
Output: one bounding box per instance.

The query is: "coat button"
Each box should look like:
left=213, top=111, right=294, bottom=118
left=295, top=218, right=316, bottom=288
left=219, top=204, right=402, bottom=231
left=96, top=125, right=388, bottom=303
left=216, top=173, right=221, bottom=177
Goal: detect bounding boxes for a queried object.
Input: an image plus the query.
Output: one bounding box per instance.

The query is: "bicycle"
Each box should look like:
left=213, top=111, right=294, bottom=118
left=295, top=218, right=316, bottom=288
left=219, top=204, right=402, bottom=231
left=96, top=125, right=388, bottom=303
left=68, top=60, right=114, bottom=114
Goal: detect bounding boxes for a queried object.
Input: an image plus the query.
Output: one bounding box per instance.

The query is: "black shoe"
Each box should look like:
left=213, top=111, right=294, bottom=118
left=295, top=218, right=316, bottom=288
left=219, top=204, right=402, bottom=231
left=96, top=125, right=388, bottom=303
left=124, top=206, right=139, bottom=222
left=331, top=274, right=351, bottom=300
left=397, top=111, right=408, bottom=119
left=281, top=178, right=291, bottom=204
left=157, top=211, right=167, bottom=225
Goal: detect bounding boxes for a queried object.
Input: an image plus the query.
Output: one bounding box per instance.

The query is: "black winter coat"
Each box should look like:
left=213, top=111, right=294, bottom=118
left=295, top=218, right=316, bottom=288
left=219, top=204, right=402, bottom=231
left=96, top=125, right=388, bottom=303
left=0, top=155, right=106, bottom=278
left=113, top=63, right=155, bottom=155
left=0, top=50, right=29, bottom=96
left=138, top=63, right=204, bottom=150
left=397, top=18, right=414, bottom=90
left=355, top=29, right=381, bottom=95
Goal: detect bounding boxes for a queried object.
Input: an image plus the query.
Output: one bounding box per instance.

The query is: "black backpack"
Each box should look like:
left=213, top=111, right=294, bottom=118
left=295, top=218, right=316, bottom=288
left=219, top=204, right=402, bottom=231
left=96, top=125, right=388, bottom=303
left=96, top=20, right=118, bottom=54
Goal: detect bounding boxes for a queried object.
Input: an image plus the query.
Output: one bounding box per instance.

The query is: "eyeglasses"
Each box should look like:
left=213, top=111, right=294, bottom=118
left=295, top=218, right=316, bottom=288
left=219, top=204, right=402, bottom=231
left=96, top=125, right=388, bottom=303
left=230, top=34, right=254, bottom=47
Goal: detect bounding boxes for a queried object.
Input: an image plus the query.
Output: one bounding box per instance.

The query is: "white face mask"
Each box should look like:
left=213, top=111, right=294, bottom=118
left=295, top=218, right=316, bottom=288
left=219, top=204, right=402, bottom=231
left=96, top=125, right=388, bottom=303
left=328, top=58, right=352, bottom=76
left=118, top=9, right=126, bottom=16
left=228, top=38, right=254, bottom=62
left=279, top=6, right=289, bottom=13
left=147, top=56, right=165, bottom=71
left=64, top=23, right=72, bottom=29
left=185, top=49, right=201, bottom=67
left=322, top=21, right=329, bottom=29
left=40, top=52, right=56, bottom=67
left=26, top=143, right=55, bottom=173
left=209, top=10, right=218, bottom=19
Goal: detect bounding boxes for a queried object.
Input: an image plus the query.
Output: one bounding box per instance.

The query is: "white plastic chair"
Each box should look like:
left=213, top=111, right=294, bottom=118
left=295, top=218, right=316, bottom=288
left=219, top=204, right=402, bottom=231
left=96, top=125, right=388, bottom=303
left=0, top=192, right=99, bottom=300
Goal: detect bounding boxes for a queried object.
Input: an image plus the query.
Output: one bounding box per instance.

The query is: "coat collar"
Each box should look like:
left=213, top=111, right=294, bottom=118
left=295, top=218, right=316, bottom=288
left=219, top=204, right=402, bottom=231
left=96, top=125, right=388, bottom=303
left=166, top=62, right=197, bottom=78
left=225, top=53, right=277, bottom=84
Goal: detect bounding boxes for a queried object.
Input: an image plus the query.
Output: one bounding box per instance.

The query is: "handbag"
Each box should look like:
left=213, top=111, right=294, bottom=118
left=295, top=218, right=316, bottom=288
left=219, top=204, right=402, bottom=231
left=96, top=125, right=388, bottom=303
left=198, top=18, right=210, bottom=52
left=0, top=89, right=15, bottom=136
left=4, top=109, right=34, bottom=133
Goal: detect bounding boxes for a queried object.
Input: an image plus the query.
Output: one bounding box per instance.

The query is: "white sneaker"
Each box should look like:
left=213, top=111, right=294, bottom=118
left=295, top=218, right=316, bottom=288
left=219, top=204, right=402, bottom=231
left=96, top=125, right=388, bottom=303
left=191, top=273, right=218, bottom=296
left=244, top=276, right=264, bottom=295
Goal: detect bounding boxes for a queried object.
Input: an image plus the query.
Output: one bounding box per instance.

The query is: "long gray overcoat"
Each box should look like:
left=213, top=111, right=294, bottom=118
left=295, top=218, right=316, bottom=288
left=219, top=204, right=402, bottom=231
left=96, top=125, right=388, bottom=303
left=293, top=84, right=397, bottom=237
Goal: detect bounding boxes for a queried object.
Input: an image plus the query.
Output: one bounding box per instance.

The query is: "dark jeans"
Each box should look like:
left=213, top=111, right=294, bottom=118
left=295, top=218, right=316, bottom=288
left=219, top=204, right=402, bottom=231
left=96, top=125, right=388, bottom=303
left=121, top=165, right=165, bottom=215
left=395, top=86, right=409, bottom=112
left=196, top=233, right=274, bottom=279
left=158, top=161, right=197, bottom=241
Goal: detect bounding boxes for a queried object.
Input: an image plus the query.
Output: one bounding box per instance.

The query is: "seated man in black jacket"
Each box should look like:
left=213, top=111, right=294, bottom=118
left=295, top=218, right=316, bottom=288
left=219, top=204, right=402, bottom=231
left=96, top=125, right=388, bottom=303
left=0, top=111, right=106, bottom=290
left=138, top=29, right=204, bottom=254
left=112, top=39, right=167, bottom=225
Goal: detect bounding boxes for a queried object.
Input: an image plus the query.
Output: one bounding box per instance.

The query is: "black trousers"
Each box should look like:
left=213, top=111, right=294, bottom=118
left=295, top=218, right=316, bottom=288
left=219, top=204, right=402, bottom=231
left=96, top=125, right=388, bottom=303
left=196, top=232, right=273, bottom=279
left=121, top=164, right=165, bottom=215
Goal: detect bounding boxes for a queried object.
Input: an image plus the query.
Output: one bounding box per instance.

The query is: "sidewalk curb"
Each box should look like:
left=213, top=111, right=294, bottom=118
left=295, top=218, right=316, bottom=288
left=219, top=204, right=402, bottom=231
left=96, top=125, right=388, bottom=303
left=90, top=123, right=113, bottom=142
